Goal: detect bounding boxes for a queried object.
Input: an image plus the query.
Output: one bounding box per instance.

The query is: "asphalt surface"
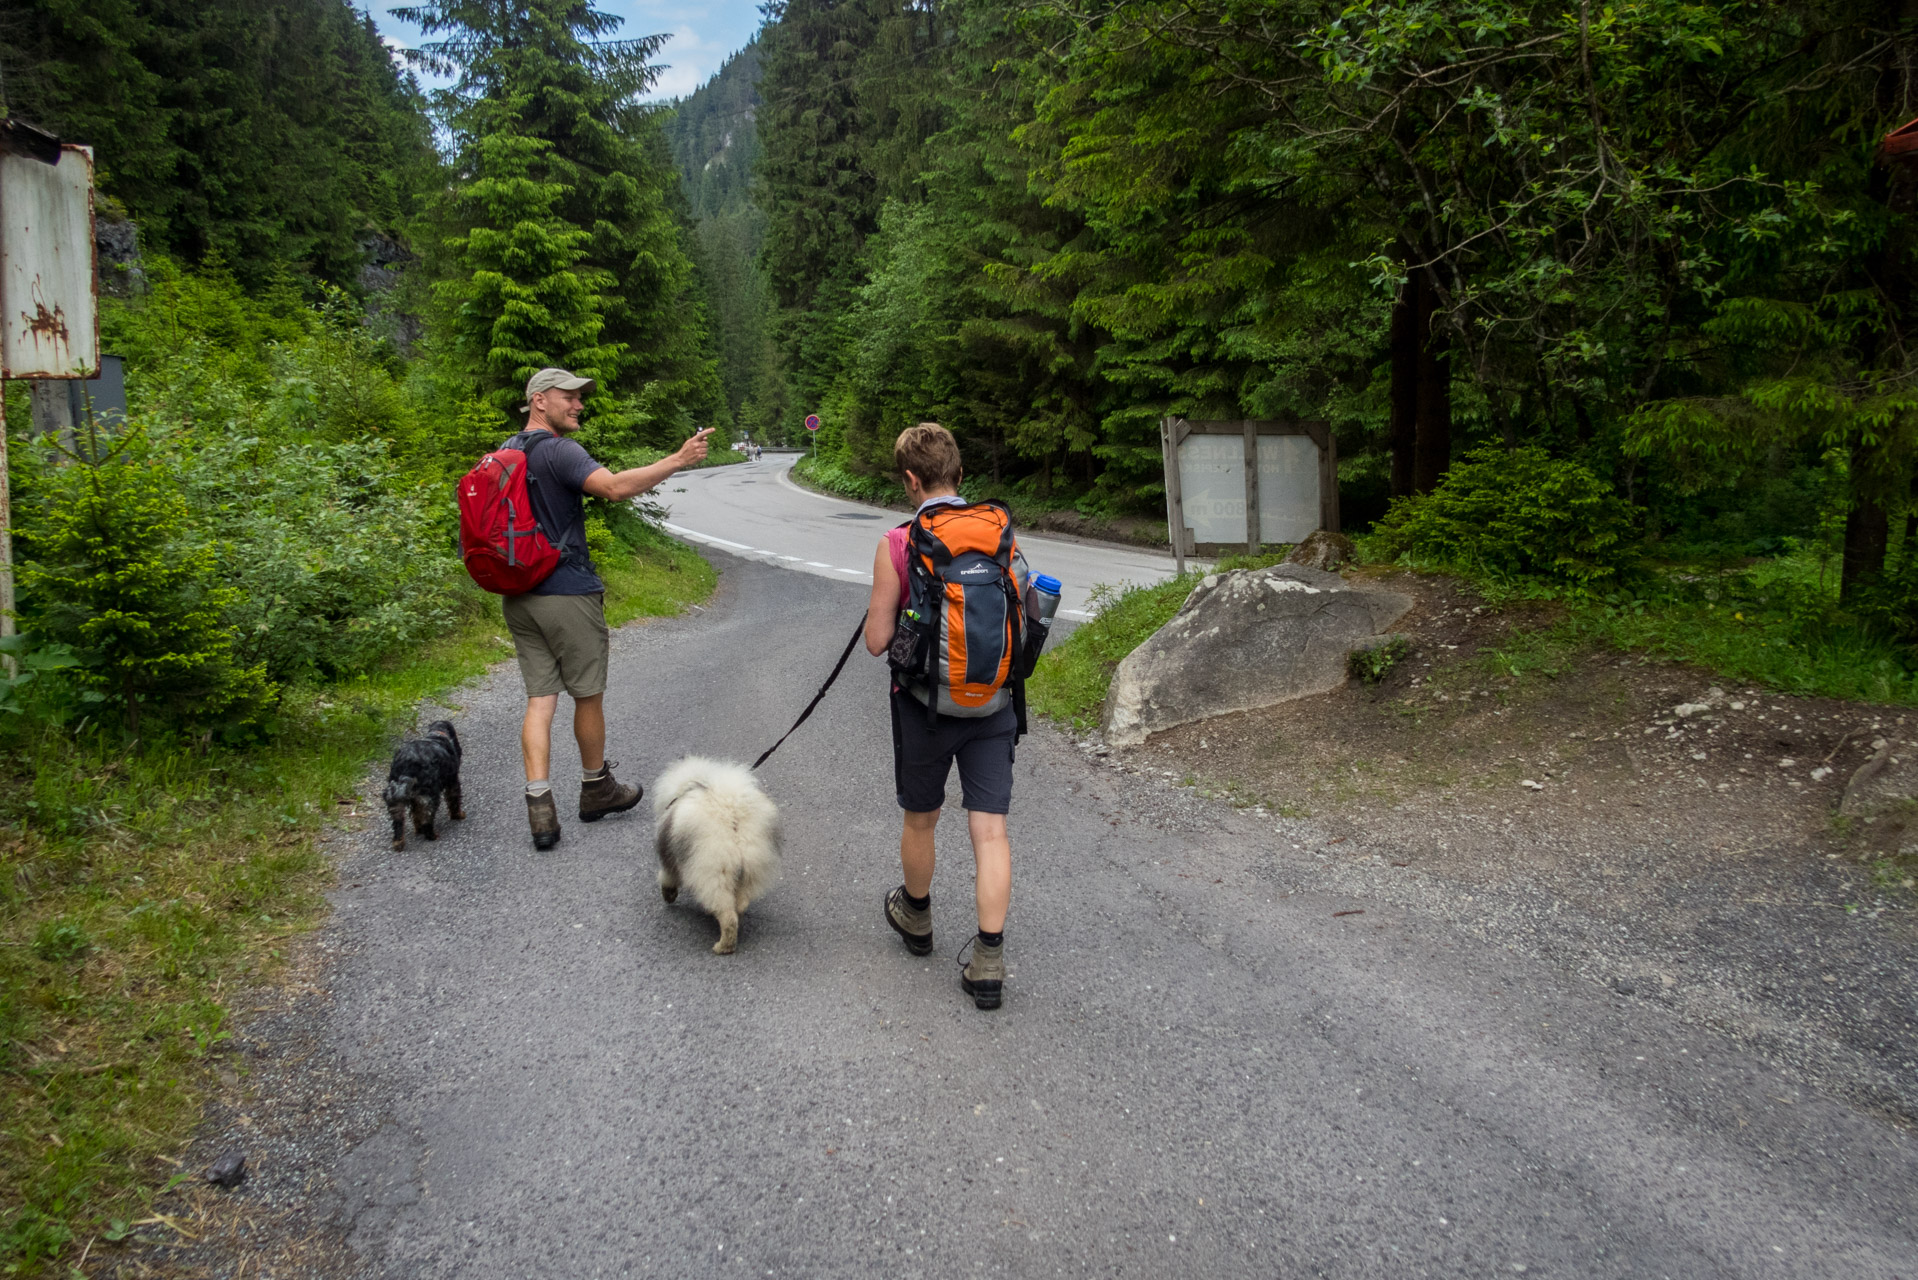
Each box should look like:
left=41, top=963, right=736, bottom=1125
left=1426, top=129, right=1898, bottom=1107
left=659, top=454, right=1192, bottom=619
left=296, top=552, right=1915, bottom=1279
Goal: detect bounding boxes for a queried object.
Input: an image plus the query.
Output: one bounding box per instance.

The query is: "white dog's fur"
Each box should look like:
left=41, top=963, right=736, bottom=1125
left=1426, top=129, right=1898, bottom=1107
left=651, top=757, right=782, bottom=954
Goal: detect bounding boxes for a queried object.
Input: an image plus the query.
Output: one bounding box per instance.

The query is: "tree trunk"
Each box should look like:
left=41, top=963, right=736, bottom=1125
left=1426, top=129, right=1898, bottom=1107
left=1388, top=275, right=1419, bottom=498
left=1904, top=473, right=1917, bottom=569
left=1841, top=486, right=1889, bottom=604
left=1413, top=274, right=1451, bottom=494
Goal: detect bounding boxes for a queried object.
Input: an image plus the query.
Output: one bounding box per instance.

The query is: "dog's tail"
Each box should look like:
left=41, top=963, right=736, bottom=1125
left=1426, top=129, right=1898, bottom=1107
left=383, top=776, right=415, bottom=807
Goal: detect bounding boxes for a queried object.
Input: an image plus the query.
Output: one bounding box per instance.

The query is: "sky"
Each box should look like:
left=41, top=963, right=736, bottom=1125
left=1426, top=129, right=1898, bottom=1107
left=365, top=1, right=765, bottom=102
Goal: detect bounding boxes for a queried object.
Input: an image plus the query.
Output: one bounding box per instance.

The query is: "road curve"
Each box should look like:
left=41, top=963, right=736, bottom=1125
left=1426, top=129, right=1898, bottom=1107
left=225, top=552, right=1918, bottom=1279
left=659, top=454, right=1194, bottom=619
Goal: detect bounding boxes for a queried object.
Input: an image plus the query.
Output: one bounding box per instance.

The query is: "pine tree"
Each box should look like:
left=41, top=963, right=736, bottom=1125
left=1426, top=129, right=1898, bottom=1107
left=666, top=41, right=790, bottom=436
left=755, top=0, right=886, bottom=410
left=17, top=428, right=274, bottom=738
left=400, top=0, right=721, bottom=441
left=438, top=114, right=625, bottom=419
left=4, top=0, right=434, bottom=285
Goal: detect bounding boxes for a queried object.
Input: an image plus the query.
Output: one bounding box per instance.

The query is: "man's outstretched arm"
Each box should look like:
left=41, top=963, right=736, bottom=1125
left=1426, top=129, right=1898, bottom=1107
left=582, top=428, right=715, bottom=502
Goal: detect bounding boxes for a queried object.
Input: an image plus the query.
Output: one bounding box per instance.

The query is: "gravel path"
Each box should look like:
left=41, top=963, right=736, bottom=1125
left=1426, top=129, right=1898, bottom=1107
left=144, top=552, right=1917, bottom=1279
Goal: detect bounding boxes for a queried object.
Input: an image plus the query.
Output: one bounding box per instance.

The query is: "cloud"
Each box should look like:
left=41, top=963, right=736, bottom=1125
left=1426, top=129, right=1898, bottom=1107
left=645, top=24, right=733, bottom=101
left=364, top=0, right=762, bottom=101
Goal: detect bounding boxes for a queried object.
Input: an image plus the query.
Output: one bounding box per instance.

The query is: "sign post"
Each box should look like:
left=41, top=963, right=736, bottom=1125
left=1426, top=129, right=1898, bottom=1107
left=0, top=139, right=98, bottom=667
left=1161, top=418, right=1338, bottom=572
left=804, top=413, right=820, bottom=458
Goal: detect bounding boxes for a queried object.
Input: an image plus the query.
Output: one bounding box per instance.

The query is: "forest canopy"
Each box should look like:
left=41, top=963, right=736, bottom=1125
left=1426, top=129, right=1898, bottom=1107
left=735, top=0, right=1916, bottom=639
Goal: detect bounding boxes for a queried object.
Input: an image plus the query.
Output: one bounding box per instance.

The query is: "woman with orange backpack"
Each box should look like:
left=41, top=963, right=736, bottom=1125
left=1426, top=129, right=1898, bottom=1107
left=863, top=423, right=1057, bottom=1010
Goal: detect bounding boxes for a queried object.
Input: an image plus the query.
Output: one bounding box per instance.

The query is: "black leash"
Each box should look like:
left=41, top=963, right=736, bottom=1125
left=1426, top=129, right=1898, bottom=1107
left=752, top=616, right=868, bottom=771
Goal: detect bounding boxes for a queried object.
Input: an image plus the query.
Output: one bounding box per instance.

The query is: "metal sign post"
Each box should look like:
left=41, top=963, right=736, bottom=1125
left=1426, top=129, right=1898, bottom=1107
left=1161, top=417, right=1338, bottom=570
left=0, top=139, right=99, bottom=667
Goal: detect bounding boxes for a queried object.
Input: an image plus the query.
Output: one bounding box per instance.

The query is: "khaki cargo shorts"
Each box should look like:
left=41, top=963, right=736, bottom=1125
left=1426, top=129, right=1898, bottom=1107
left=502, top=591, right=609, bottom=698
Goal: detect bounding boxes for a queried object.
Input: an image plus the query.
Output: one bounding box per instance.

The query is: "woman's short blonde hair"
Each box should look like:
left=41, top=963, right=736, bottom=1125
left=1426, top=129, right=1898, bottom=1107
left=893, top=422, right=962, bottom=490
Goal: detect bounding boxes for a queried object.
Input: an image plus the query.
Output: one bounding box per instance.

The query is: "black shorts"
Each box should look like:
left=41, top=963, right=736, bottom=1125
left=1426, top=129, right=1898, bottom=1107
left=890, top=687, right=1017, bottom=814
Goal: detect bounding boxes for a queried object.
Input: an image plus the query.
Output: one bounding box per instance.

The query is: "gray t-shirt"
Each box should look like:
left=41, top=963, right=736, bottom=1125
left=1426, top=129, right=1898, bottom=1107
left=509, top=429, right=605, bottom=596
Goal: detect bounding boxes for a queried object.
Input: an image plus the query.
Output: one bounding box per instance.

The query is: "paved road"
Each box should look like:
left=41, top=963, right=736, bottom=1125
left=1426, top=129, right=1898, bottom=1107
left=289, top=554, right=1916, bottom=1279
left=660, top=455, right=1193, bottom=619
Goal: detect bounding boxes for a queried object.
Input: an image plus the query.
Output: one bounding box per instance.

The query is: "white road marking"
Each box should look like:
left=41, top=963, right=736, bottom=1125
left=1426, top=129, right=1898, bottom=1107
left=775, top=461, right=860, bottom=507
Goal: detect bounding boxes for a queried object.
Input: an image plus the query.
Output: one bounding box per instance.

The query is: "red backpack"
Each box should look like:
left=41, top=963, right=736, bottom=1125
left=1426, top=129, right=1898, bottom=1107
left=457, top=433, right=564, bottom=595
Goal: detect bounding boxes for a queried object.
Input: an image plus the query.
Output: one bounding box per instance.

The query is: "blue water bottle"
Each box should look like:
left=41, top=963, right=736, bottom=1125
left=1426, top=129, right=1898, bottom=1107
left=1019, top=574, right=1062, bottom=676
left=1024, top=574, right=1062, bottom=628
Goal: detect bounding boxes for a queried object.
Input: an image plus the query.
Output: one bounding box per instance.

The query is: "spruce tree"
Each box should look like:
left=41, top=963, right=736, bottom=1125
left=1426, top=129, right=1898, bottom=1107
left=755, top=0, right=885, bottom=410
left=400, top=0, right=720, bottom=440
left=438, top=112, right=625, bottom=420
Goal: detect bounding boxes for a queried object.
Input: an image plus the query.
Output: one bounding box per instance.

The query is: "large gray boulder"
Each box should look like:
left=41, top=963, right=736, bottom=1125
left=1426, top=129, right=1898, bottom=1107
left=1101, top=564, right=1412, bottom=747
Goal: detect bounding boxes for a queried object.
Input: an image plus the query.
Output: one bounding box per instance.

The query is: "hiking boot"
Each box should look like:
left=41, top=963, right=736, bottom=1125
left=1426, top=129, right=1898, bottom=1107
left=526, top=790, right=561, bottom=851
left=578, top=763, right=643, bottom=822
left=959, top=934, right=1004, bottom=1010
left=885, top=885, right=933, bottom=956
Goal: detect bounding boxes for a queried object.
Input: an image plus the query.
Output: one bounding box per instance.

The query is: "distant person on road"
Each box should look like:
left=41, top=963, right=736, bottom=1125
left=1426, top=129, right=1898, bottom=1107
left=864, top=423, right=1022, bottom=1010
left=503, top=367, right=713, bottom=852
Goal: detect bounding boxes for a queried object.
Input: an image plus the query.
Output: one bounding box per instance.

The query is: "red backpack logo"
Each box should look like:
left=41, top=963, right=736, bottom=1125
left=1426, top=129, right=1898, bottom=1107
left=457, top=436, right=563, bottom=595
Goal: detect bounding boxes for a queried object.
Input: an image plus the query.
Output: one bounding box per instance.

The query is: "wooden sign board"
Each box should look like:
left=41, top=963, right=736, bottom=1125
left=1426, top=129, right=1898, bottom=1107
left=1161, top=418, right=1338, bottom=572
left=0, top=144, right=97, bottom=379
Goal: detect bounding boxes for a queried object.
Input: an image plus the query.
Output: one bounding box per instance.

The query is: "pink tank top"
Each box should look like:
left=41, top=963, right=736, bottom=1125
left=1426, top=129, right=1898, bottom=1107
left=885, top=525, right=910, bottom=584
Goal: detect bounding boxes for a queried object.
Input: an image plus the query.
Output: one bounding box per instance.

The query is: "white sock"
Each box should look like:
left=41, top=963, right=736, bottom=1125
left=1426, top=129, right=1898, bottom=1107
left=582, top=765, right=607, bottom=781
left=525, top=780, right=551, bottom=797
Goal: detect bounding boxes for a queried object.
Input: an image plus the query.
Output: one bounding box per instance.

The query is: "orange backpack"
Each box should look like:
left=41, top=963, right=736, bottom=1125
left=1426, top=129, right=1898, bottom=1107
left=888, top=500, right=1030, bottom=723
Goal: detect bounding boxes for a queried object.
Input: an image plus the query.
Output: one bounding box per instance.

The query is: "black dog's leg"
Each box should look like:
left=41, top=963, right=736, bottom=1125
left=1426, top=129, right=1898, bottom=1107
left=413, top=794, right=438, bottom=841
left=388, top=801, right=407, bottom=851
left=447, top=775, right=465, bottom=821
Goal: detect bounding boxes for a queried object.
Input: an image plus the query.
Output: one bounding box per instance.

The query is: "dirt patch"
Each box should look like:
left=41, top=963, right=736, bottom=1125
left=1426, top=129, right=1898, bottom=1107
left=1120, top=569, right=1918, bottom=1123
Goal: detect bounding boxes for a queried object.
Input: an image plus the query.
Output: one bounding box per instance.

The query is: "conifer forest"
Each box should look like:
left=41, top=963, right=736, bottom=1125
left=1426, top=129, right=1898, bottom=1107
left=0, top=0, right=1917, bottom=1267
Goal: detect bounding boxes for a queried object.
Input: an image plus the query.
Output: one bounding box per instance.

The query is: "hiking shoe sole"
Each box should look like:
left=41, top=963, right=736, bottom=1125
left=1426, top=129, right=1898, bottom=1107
left=961, top=974, right=1002, bottom=1010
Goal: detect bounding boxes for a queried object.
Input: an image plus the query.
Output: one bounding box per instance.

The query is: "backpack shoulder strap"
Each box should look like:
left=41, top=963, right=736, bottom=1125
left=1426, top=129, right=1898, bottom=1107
left=502, top=429, right=573, bottom=557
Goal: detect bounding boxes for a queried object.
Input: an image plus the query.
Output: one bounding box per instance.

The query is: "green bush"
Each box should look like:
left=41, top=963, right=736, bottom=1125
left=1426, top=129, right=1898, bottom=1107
left=792, top=453, right=908, bottom=506
left=1369, top=445, right=1639, bottom=587
left=178, top=437, right=458, bottom=684
left=16, top=429, right=274, bottom=738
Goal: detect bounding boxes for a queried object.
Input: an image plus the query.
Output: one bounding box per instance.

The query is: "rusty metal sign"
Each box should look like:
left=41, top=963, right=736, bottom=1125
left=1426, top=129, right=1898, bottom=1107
left=0, top=144, right=97, bottom=378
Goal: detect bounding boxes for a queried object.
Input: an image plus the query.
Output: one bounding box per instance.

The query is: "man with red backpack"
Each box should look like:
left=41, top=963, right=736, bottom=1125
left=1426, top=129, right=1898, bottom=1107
left=478, top=367, right=712, bottom=851
left=863, top=423, right=1034, bottom=1010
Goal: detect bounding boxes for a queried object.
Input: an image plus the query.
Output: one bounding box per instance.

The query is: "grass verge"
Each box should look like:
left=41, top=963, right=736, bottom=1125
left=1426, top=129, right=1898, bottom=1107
left=0, top=533, right=713, bottom=1273
left=1030, top=545, right=1918, bottom=744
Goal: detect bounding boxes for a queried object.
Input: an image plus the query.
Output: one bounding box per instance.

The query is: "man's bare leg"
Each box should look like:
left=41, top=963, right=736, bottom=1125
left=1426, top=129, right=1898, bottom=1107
left=573, top=693, right=606, bottom=772
left=521, top=695, right=558, bottom=782
left=521, top=694, right=562, bottom=850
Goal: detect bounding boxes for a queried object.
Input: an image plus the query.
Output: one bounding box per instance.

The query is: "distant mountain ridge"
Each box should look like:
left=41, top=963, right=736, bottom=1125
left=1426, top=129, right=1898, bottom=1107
left=667, top=39, right=787, bottom=438
left=668, top=40, right=763, bottom=228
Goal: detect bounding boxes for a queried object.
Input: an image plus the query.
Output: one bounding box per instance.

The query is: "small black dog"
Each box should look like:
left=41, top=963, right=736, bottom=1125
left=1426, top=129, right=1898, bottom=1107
left=383, top=721, right=464, bottom=851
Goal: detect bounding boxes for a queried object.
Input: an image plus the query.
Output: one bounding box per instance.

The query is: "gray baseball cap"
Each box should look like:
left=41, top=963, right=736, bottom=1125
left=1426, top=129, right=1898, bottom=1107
left=522, top=367, right=595, bottom=411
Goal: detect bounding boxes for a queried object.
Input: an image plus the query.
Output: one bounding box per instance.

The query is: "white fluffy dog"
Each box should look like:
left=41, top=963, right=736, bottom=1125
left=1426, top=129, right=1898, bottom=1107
left=651, top=757, right=782, bottom=954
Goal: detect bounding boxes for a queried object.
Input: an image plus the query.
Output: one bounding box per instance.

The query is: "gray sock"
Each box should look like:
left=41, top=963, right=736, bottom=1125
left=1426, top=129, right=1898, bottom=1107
left=582, top=765, right=608, bottom=782
left=525, top=780, right=551, bottom=797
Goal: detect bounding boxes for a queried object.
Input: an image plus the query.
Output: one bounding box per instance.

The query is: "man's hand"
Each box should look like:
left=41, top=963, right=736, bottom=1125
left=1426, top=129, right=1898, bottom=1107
left=583, top=427, right=720, bottom=502
left=674, top=427, right=715, bottom=469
